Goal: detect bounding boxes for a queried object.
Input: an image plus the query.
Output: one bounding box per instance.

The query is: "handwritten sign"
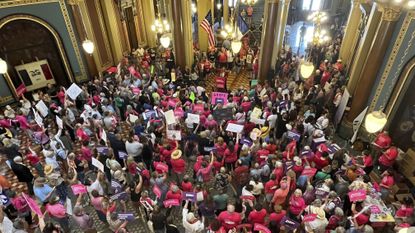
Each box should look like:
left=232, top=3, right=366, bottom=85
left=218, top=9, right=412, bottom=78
left=348, top=189, right=367, bottom=202
left=118, top=213, right=135, bottom=221
left=153, top=185, right=162, bottom=199
left=164, top=110, right=176, bottom=125
left=280, top=216, right=300, bottom=230
left=92, top=157, right=104, bottom=172
left=56, top=115, right=63, bottom=129
left=129, top=114, right=139, bottom=123
left=250, top=118, right=266, bottom=125
left=287, top=131, right=301, bottom=141
left=301, top=168, right=317, bottom=177
left=302, top=214, right=317, bottom=222
left=226, top=123, right=244, bottom=133
left=370, top=205, right=381, bottom=214
left=182, top=192, right=197, bottom=202
left=110, top=191, right=128, bottom=201
left=254, top=223, right=271, bottom=233
left=35, top=100, right=49, bottom=117
left=166, top=130, right=182, bottom=141
left=66, top=83, right=83, bottom=100
left=211, top=92, right=228, bottom=105
left=163, top=199, right=180, bottom=208
left=22, top=193, right=43, bottom=217
left=251, top=107, right=262, bottom=119
left=187, top=113, right=200, bottom=124
left=71, top=184, right=87, bottom=195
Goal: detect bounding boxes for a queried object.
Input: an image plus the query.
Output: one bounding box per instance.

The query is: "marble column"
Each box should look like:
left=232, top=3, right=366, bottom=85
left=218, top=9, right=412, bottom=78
left=171, top=0, right=186, bottom=68
left=258, top=0, right=279, bottom=82
left=181, top=0, right=195, bottom=68
left=339, top=0, right=362, bottom=67
left=197, top=0, right=212, bottom=52
left=346, top=3, right=381, bottom=95
left=140, top=0, right=157, bottom=47
left=223, top=0, right=229, bottom=25
left=346, top=4, right=401, bottom=122
left=272, top=0, right=291, bottom=69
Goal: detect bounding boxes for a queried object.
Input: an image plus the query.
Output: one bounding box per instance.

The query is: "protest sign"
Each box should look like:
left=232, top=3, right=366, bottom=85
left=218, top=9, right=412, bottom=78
left=22, top=193, right=43, bottom=217
left=164, top=110, right=176, bottom=125
left=226, top=123, right=244, bottom=133
left=153, top=185, right=162, bottom=199
left=92, top=157, right=104, bottom=172
left=129, top=114, right=138, bottom=123
left=142, top=110, right=158, bottom=120
left=66, top=83, right=83, bottom=100
left=211, top=92, right=228, bottom=105
left=280, top=216, right=300, bottom=230
left=348, top=189, right=367, bottom=202
left=328, top=144, right=341, bottom=154
left=163, top=199, right=180, bottom=208
left=301, top=168, right=317, bottom=177
left=35, top=100, right=49, bottom=117
left=182, top=192, right=197, bottom=202
left=251, top=107, right=262, bottom=119
left=187, top=113, right=200, bottom=124
left=302, top=214, right=317, bottom=222
left=250, top=117, right=266, bottom=125
left=155, top=162, right=169, bottom=173
left=254, top=223, right=271, bottom=233
left=96, top=146, right=108, bottom=155
left=56, top=116, right=63, bottom=129
left=167, top=130, right=181, bottom=141
left=16, top=84, right=26, bottom=97
left=174, top=108, right=184, bottom=118
left=315, top=189, right=329, bottom=198
left=240, top=195, right=255, bottom=201
left=193, top=104, right=204, bottom=112
left=71, top=184, right=87, bottom=195
left=110, top=191, right=128, bottom=201
left=118, top=213, right=135, bottom=221
left=287, top=131, right=301, bottom=141
left=168, top=98, right=178, bottom=108
left=212, top=108, right=233, bottom=123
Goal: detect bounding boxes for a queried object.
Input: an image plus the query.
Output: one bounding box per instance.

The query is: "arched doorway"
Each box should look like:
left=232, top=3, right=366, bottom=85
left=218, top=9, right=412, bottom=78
left=386, top=56, right=415, bottom=151
left=0, top=15, right=73, bottom=92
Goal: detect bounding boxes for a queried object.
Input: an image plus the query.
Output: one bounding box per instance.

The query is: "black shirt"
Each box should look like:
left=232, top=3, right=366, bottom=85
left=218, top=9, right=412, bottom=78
left=166, top=224, right=180, bottom=233
left=151, top=212, right=166, bottom=230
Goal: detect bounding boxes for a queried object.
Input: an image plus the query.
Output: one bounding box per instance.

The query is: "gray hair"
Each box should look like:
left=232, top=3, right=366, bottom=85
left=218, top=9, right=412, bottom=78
left=334, top=207, right=344, bottom=217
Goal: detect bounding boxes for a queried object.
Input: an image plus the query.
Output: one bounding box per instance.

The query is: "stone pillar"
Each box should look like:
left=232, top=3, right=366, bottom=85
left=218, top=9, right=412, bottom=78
left=339, top=0, right=362, bottom=67
left=272, top=0, right=291, bottom=69
left=258, top=0, right=279, bottom=82
left=171, top=0, right=186, bottom=68
left=346, top=4, right=401, bottom=122
left=140, top=0, right=157, bottom=47
left=182, top=0, right=195, bottom=68
left=346, top=3, right=381, bottom=95
left=223, top=0, right=229, bottom=25
left=197, top=0, right=212, bottom=52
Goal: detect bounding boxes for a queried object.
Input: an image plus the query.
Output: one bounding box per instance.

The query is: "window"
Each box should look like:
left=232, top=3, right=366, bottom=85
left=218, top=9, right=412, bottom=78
left=302, top=0, right=323, bottom=11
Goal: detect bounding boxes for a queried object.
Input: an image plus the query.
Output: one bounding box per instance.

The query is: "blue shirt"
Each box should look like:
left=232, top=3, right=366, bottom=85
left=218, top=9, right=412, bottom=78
left=34, top=184, right=53, bottom=203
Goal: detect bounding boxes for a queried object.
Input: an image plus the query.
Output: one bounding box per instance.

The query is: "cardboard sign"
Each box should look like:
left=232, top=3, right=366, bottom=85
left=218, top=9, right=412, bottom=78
left=56, top=116, right=63, bottom=129
left=71, top=184, right=87, bottom=195
left=328, top=144, right=341, bottom=154
left=287, top=131, right=301, bottom=141
left=110, top=191, right=128, bottom=201
left=118, top=213, right=135, bottom=221
left=164, top=110, right=176, bottom=125
left=168, top=99, right=178, bottom=108
left=301, top=150, right=314, bottom=159
left=211, top=92, right=228, bottom=105
left=226, top=123, right=244, bottom=133
left=155, top=162, right=169, bottom=173
left=193, top=104, right=204, bottom=112
left=187, top=113, right=200, bottom=124
left=22, top=193, right=43, bottom=217
left=254, top=223, right=271, bottom=233
left=251, top=107, right=262, bottom=119
left=163, top=199, right=180, bottom=208
left=212, top=108, right=233, bottom=123
left=92, top=157, right=104, bottom=172
left=182, top=192, right=197, bottom=202
left=35, top=100, right=49, bottom=117
left=348, top=189, right=367, bottom=202
left=250, top=118, right=266, bottom=125
left=166, top=130, right=182, bottom=141
left=301, top=168, right=317, bottom=177
left=16, top=83, right=26, bottom=97
left=129, top=114, right=139, bottom=123
left=280, top=216, right=300, bottom=230
left=142, top=110, right=158, bottom=120
left=303, top=214, right=317, bottom=222
left=153, top=185, right=162, bottom=199
left=66, top=83, right=83, bottom=100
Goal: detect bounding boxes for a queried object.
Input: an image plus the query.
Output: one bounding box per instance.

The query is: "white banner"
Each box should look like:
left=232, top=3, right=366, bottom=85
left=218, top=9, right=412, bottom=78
left=334, top=88, right=350, bottom=127
left=351, top=107, right=368, bottom=143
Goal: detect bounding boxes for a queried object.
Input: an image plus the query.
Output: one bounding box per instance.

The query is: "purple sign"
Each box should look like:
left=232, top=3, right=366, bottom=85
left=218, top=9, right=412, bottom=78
left=240, top=137, right=253, bottom=147
left=118, top=213, right=135, bottom=221
left=111, top=180, right=123, bottom=193
left=110, top=191, right=128, bottom=201
left=327, top=144, right=341, bottom=154
left=287, top=131, right=301, bottom=141
left=182, top=192, right=197, bottom=202
left=119, top=151, right=128, bottom=159
left=280, top=216, right=300, bottom=230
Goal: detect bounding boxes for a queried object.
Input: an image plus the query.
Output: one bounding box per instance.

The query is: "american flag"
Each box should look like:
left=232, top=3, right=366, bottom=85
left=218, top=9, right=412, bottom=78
left=200, top=10, right=215, bottom=48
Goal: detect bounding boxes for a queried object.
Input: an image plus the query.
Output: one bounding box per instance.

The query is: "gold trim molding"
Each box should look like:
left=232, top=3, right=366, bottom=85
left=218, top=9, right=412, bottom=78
left=369, top=12, right=415, bottom=112
left=0, top=14, right=74, bottom=83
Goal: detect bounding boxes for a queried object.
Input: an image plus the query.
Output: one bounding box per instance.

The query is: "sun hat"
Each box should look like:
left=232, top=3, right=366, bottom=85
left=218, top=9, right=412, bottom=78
left=44, top=164, right=54, bottom=175
left=171, top=149, right=182, bottom=160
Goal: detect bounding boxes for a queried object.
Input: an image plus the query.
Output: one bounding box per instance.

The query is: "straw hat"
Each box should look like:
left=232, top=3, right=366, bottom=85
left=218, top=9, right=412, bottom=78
left=114, top=170, right=124, bottom=180
left=44, top=164, right=54, bottom=175
left=171, top=149, right=182, bottom=160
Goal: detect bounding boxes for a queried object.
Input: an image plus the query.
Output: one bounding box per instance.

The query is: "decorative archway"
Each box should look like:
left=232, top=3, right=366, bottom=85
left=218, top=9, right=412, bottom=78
left=0, top=14, right=74, bottom=91
left=386, top=56, right=415, bottom=151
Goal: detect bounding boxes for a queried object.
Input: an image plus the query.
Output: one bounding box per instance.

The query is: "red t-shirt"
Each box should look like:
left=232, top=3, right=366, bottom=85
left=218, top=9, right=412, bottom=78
left=26, top=153, right=40, bottom=165
left=265, top=179, right=278, bottom=194
left=171, top=158, right=186, bottom=174
left=218, top=211, right=242, bottom=230
left=166, top=190, right=182, bottom=201
left=379, top=147, right=398, bottom=167
left=181, top=181, right=193, bottom=192
left=313, top=152, right=329, bottom=170
left=248, top=209, right=267, bottom=224
left=268, top=210, right=286, bottom=224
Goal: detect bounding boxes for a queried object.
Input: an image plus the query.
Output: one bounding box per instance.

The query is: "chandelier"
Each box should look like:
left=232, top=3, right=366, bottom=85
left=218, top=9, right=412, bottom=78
left=82, top=39, right=95, bottom=54
left=220, top=24, right=242, bottom=53
left=151, top=18, right=170, bottom=34
left=241, top=0, right=258, bottom=5
left=0, top=58, right=7, bottom=74
left=308, top=11, right=330, bottom=45
left=365, top=110, right=387, bottom=133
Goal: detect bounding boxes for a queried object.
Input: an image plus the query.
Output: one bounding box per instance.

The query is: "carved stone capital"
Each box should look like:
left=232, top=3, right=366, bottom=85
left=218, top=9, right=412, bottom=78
left=379, top=5, right=401, bottom=21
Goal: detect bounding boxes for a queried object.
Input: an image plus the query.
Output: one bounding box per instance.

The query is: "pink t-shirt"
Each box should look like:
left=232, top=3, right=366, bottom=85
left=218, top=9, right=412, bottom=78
left=91, top=197, right=104, bottom=212
left=46, top=203, right=66, bottom=218
left=218, top=211, right=242, bottom=230
left=289, top=196, right=306, bottom=215
left=15, top=115, right=29, bottom=129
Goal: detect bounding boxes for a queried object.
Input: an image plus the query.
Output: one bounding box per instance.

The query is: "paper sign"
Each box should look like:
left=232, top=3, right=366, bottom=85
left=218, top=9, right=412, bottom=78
left=287, top=131, right=301, bottom=141
left=118, top=213, right=135, bottom=221
left=167, top=130, right=181, bottom=141
left=251, top=107, right=262, bottom=119
left=22, top=193, right=43, bottom=217
left=193, top=104, right=204, bottom=112
left=250, top=118, right=266, bottom=125
left=56, top=116, right=63, bottom=129
left=168, top=99, right=178, bottom=108
left=315, top=189, right=329, bottom=198
left=110, top=191, right=128, bottom=201
left=96, top=146, right=108, bottom=155
left=370, top=205, right=381, bottom=214
left=240, top=137, right=253, bottom=147
left=182, top=192, right=197, bottom=202
left=153, top=185, right=162, bottom=199
left=301, top=150, right=314, bottom=159
left=71, top=184, right=87, bottom=195
left=92, top=157, right=104, bottom=172
left=174, top=109, right=185, bottom=118
left=66, top=83, right=83, bottom=100
left=280, top=216, right=300, bottom=230
left=111, top=180, right=123, bottom=193
left=212, top=108, right=233, bottom=123
left=328, top=144, right=341, bottom=154
left=129, top=114, right=139, bottom=123
left=259, top=88, right=267, bottom=97
left=119, top=151, right=128, bottom=159
left=164, top=110, right=176, bottom=125
left=187, top=113, right=200, bottom=124
left=66, top=197, right=73, bottom=216
left=226, top=123, right=244, bottom=133
left=302, top=214, right=317, bottom=222
left=35, top=100, right=49, bottom=117
left=163, top=199, right=180, bottom=208
left=211, top=92, right=228, bottom=105
left=301, top=168, right=317, bottom=177
left=348, top=189, right=367, bottom=202
left=16, top=83, right=26, bottom=97
left=132, top=87, right=140, bottom=95
left=142, top=110, right=158, bottom=120
left=196, top=191, right=204, bottom=201
left=155, top=162, right=169, bottom=173
left=251, top=79, right=258, bottom=87
left=101, top=129, right=107, bottom=144
left=33, top=109, right=43, bottom=127
left=204, top=147, right=216, bottom=152
left=254, top=223, right=271, bottom=233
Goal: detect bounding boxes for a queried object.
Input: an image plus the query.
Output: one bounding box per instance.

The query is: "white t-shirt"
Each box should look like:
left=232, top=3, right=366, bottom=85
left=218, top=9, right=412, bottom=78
left=87, top=179, right=104, bottom=195
left=249, top=180, right=264, bottom=196
left=0, top=216, right=14, bottom=233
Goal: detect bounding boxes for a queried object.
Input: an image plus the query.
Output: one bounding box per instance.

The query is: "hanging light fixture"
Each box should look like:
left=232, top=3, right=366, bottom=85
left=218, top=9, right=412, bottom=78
left=151, top=1, right=170, bottom=35
left=241, top=0, right=258, bottom=5
left=231, top=40, right=242, bottom=53
left=82, top=39, right=95, bottom=54
left=300, top=61, right=314, bottom=79
left=365, top=110, right=388, bottom=133
left=160, top=34, right=171, bottom=48
left=0, top=58, right=7, bottom=74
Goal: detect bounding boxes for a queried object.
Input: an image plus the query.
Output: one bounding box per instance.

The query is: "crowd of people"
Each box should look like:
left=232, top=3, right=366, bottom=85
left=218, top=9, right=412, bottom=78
left=0, top=25, right=412, bottom=233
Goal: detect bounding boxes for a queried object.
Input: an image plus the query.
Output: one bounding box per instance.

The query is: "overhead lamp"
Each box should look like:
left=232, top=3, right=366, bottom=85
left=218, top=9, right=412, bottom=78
left=160, top=34, right=171, bottom=48
left=365, top=110, right=387, bottom=133
left=82, top=39, right=95, bottom=54
left=408, top=0, right=415, bottom=7
left=0, top=58, right=7, bottom=74
left=231, top=40, right=242, bottom=53
left=217, top=3, right=222, bottom=9
left=300, top=61, right=314, bottom=79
